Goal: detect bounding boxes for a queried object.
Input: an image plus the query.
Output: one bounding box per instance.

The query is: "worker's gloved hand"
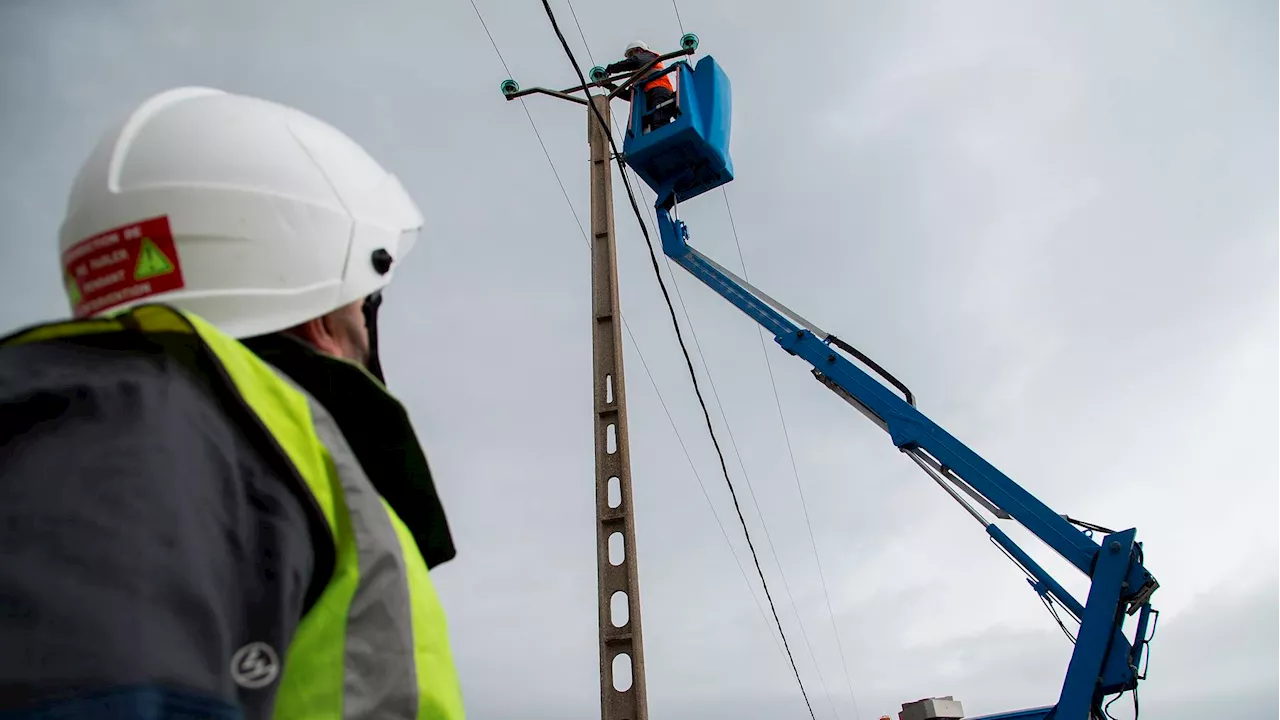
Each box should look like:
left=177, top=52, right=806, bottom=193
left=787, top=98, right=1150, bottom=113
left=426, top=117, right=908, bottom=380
left=606, top=50, right=658, bottom=77
left=604, top=59, right=636, bottom=75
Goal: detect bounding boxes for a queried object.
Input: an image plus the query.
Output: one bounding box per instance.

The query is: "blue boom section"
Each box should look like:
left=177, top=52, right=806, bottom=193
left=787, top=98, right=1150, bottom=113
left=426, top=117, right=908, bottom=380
left=621, top=52, right=1158, bottom=718
left=623, top=55, right=734, bottom=205
left=654, top=202, right=1158, bottom=720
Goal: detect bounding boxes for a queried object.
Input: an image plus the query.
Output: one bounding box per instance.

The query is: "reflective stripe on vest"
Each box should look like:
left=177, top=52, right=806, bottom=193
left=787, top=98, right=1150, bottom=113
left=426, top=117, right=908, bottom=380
left=2, top=305, right=464, bottom=720
left=284, top=382, right=462, bottom=719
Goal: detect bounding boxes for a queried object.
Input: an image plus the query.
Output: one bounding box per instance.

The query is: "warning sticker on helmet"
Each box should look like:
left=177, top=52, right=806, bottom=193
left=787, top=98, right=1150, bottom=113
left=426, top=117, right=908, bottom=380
left=62, top=216, right=185, bottom=317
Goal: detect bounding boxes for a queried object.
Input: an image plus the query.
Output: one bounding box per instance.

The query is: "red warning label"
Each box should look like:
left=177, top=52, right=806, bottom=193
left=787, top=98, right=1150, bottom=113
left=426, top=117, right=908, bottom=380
left=62, top=216, right=185, bottom=317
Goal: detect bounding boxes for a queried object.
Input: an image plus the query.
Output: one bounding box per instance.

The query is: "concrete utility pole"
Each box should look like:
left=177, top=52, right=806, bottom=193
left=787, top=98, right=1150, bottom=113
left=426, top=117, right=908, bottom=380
left=502, top=56, right=693, bottom=716
left=586, top=94, right=649, bottom=720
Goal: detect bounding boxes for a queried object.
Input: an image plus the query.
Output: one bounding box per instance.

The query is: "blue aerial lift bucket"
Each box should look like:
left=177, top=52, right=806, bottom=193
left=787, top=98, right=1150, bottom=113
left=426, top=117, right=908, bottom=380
left=622, top=55, right=734, bottom=207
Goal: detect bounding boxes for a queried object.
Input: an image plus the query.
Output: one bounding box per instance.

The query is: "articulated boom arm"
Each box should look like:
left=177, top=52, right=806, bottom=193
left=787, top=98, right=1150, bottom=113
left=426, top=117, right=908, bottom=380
left=652, top=200, right=1158, bottom=720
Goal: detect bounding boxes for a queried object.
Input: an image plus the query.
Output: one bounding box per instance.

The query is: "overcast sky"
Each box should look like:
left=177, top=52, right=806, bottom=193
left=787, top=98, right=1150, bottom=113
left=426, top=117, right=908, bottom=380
left=2, top=1, right=1276, bottom=718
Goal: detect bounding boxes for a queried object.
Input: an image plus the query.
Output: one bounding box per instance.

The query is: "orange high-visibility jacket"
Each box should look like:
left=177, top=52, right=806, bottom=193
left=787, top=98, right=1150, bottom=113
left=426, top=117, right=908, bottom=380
left=642, top=59, right=674, bottom=94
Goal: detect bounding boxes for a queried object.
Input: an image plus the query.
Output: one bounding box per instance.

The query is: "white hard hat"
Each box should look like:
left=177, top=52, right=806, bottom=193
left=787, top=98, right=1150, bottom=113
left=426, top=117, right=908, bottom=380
left=59, top=87, right=423, bottom=339
left=625, top=40, right=650, bottom=55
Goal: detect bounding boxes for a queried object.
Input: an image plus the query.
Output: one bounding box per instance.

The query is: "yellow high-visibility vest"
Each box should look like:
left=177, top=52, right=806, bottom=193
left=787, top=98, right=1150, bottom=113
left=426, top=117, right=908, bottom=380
left=3, top=304, right=465, bottom=720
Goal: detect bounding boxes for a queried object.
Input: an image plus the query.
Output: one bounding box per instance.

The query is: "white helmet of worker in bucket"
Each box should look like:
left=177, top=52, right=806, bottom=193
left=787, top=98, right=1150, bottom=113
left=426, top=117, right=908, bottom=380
left=625, top=40, right=650, bottom=56
left=59, top=86, right=423, bottom=340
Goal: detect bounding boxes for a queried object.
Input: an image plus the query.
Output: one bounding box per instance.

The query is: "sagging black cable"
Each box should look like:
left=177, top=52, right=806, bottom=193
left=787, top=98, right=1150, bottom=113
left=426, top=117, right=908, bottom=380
left=537, top=3, right=816, bottom=718
left=1103, top=691, right=1123, bottom=720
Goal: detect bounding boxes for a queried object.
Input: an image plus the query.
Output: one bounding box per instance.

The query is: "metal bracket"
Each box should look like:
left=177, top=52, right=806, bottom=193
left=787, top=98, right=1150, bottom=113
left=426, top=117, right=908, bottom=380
left=500, top=47, right=695, bottom=107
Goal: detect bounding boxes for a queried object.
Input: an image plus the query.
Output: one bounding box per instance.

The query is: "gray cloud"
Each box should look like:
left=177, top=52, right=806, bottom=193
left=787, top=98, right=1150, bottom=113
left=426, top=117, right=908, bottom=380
left=2, top=1, right=1275, bottom=719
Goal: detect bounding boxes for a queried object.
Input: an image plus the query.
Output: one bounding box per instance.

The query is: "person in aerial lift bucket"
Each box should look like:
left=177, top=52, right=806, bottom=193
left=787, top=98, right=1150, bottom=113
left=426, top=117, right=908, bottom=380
left=0, top=87, right=466, bottom=720
left=607, top=40, right=678, bottom=133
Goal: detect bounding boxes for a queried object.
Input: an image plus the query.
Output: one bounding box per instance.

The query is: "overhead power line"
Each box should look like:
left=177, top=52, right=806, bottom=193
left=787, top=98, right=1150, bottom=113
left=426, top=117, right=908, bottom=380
left=659, top=242, right=842, bottom=720
left=565, top=0, right=597, bottom=63
left=561, top=1, right=646, bottom=170
left=467, top=0, right=586, bottom=238
left=538, top=2, right=817, bottom=718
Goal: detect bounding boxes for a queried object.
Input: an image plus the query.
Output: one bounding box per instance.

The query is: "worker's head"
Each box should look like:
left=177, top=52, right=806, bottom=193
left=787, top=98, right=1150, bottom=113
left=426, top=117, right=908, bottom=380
left=59, top=87, right=422, bottom=378
left=625, top=40, right=650, bottom=58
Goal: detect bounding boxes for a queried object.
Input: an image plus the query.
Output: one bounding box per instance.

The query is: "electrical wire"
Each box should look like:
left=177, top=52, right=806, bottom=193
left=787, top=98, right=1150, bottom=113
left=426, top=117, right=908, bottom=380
left=561, top=0, right=643, bottom=163
left=467, top=0, right=586, bottom=238
left=625, top=318, right=790, bottom=661
left=539, top=2, right=816, bottom=716
left=564, top=0, right=596, bottom=65
left=671, top=0, right=686, bottom=35
left=1101, top=687, right=1140, bottom=720
left=659, top=247, right=842, bottom=720
left=661, top=193, right=841, bottom=718
left=723, top=188, right=865, bottom=720
left=468, top=0, right=790, bottom=669
left=1102, top=692, right=1122, bottom=720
